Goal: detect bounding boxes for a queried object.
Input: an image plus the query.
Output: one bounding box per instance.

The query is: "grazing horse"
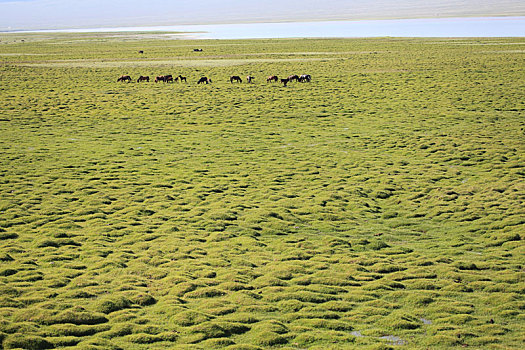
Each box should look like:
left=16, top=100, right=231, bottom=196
left=137, top=76, right=149, bottom=83
left=267, top=75, right=278, bottom=83
left=246, top=75, right=254, bottom=83
left=197, top=77, right=212, bottom=84
left=165, top=74, right=174, bottom=83
left=193, top=48, right=203, bottom=52
left=299, top=74, right=312, bottom=82
left=117, top=75, right=131, bottom=82
left=178, top=75, right=187, bottom=82
left=155, top=75, right=165, bottom=83
left=138, top=50, right=144, bottom=54
left=288, top=74, right=299, bottom=82
left=230, top=75, right=242, bottom=83
left=280, top=78, right=289, bottom=87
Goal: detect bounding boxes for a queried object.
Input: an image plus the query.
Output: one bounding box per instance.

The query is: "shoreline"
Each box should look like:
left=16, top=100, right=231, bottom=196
left=0, top=17, right=523, bottom=39
left=1, top=16, right=523, bottom=35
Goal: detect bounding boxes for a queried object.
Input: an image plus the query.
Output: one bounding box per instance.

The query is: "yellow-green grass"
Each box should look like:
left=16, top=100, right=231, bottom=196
left=0, top=34, right=524, bottom=349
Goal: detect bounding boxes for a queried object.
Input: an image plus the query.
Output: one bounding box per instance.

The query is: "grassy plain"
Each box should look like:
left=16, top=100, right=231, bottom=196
left=0, top=33, right=524, bottom=349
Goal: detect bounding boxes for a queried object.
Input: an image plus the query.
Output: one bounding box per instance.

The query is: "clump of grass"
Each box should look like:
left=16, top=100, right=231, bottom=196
left=423, top=334, right=462, bottom=347
left=371, top=263, right=405, bottom=273
left=379, top=312, right=422, bottom=330
left=0, top=232, right=18, bottom=240
left=0, top=269, right=18, bottom=277
left=93, top=295, right=132, bottom=314
left=219, top=312, right=259, bottom=324
left=250, top=319, right=289, bottom=334
left=200, top=337, right=235, bottom=348
left=129, top=293, right=156, bottom=306
left=170, top=282, right=200, bottom=297
left=368, top=240, right=390, bottom=250
left=403, top=293, right=435, bottom=306
left=0, top=253, right=14, bottom=261
left=435, top=314, right=476, bottom=325
left=362, top=280, right=405, bottom=291
left=47, top=336, right=82, bottom=347
left=98, top=323, right=133, bottom=338
left=251, top=275, right=288, bottom=288
left=0, top=322, right=39, bottom=335
left=487, top=232, right=521, bottom=247
left=320, top=300, right=355, bottom=312
left=277, top=299, right=305, bottom=312
left=224, top=344, right=263, bottom=350
left=185, top=287, right=226, bottom=298
left=293, top=330, right=355, bottom=346
left=250, top=331, right=289, bottom=346
left=184, top=321, right=249, bottom=343
left=198, top=300, right=238, bottom=316
left=75, top=337, right=123, bottom=350
left=292, top=318, right=353, bottom=331
left=474, top=324, right=508, bottom=336
left=52, top=310, right=109, bottom=325
left=0, top=296, right=22, bottom=308
left=170, top=310, right=210, bottom=326
left=3, top=334, right=53, bottom=349
left=122, top=331, right=178, bottom=344
left=43, top=323, right=110, bottom=337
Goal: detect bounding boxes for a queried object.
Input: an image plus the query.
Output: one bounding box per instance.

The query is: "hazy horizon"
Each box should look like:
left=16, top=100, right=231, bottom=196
left=0, top=0, right=525, bottom=31
left=1, top=0, right=524, bottom=31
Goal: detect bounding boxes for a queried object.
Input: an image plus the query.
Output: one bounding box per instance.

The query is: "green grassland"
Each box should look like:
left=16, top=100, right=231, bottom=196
left=0, top=33, right=524, bottom=349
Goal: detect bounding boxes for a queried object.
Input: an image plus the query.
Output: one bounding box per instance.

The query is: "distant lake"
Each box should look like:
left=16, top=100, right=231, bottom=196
left=17, top=17, right=525, bottom=38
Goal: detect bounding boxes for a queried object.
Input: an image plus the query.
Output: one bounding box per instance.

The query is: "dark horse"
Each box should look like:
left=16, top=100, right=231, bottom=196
left=117, top=75, right=131, bottom=82
left=287, top=74, right=300, bottom=82
left=137, top=76, right=149, bottom=83
left=165, top=74, right=174, bottom=83
left=299, top=74, right=312, bottom=82
left=281, top=78, right=289, bottom=87
left=246, top=75, right=254, bottom=83
left=267, top=75, right=278, bottom=83
left=155, top=75, right=165, bottom=83
left=197, top=77, right=212, bottom=84
left=177, top=75, right=187, bottom=82
left=230, top=75, right=242, bottom=83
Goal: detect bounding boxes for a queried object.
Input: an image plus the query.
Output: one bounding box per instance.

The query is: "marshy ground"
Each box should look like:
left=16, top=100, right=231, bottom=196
left=0, top=33, right=524, bottom=349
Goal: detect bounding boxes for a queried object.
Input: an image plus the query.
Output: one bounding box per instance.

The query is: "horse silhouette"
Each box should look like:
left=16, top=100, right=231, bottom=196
left=117, top=75, right=131, bottom=82
left=197, top=77, right=212, bottom=84
left=299, top=74, right=312, bottom=82
left=230, top=76, right=242, bottom=83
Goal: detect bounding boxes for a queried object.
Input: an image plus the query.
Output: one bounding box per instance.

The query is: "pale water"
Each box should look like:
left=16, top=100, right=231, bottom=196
left=15, top=17, right=525, bottom=38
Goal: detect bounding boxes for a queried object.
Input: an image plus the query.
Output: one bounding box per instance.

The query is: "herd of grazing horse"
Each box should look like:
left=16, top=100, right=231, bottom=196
left=117, top=73, right=311, bottom=86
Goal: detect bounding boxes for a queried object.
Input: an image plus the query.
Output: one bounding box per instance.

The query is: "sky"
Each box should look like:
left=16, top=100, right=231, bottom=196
left=1, top=0, right=524, bottom=31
